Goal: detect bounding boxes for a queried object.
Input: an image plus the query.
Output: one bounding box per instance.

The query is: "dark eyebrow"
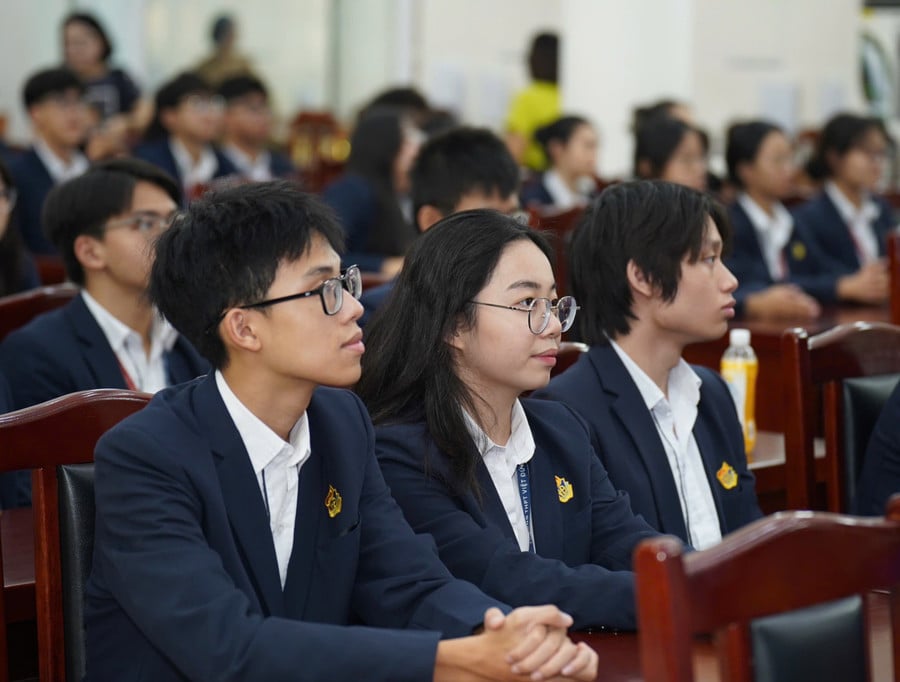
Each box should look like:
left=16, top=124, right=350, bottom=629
left=304, top=264, right=339, bottom=278
left=506, top=279, right=557, bottom=292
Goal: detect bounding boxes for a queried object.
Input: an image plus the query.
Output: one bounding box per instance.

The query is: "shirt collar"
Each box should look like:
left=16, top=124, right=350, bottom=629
left=169, top=137, right=218, bottom=188
left=33, top=135, right=88, bottom=184
left=81, top=290, right=179, bottom=357
left=609, top=339, right=701, bottom=411
left=825, top=181, right=879, bottom=223
left=223, top=144, right=272, bottom=181
left=215, top=370, right=311, bottom=474
left=738, top=193, right=793, bottom=235
left=463, top=399, right=535, bottom=467
left=543, top=170, right=589, bottom=210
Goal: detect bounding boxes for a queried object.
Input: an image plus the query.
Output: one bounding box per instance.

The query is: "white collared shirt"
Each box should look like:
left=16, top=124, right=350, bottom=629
left=33, top=135, right=88, bottom=185
left=169, top=137, right=219, bottom=190
left=825, top=181, right=881, bottom=265
left=223, top=144, right=273, bottom=182
left=215, top=370, right=311, bottom=588
left=543, top=170, right=592, bottom=210
left=81, top=291, right=178, bottom=393
left=737, top=192, right=793, bottom=281
left=610, top=340, right=722, bottom=549
left=464, top=400, right=537, bottom=552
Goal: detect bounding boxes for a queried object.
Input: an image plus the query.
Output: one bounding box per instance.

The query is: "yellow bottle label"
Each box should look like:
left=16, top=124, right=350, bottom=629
left=720, top=358, right=758, bottom=458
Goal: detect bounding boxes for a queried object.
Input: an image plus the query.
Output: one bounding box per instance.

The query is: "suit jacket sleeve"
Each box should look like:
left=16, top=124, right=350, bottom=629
left=854, top=382, right=900, bottom=516
left=92, top=420, right=443, bottom=682
left=322, top=176, right=385, bottom=273
left=375, top=422, right=647, bottom=631
left=0, top=327, right=79, bottom=409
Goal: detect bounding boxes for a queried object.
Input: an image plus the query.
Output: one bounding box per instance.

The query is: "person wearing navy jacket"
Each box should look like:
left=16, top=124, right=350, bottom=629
left=534, top=181, right=762, bottom=546
left=724, top=120, right=885, bottom=317
left=358, top=210, right=659, bottom=631
left=792, top=113, right=893, bottom=298
left=84, top=182, right=597, bottom=682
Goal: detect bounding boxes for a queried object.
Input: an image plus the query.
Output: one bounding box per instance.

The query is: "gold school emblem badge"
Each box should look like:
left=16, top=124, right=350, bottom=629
left=716, top=462, right=738, bottom=490
left=325, top=484, right=343, bottom=518
left=791, top=241, right=807, bottom=262
left=555, top=476, right=574, bottom=503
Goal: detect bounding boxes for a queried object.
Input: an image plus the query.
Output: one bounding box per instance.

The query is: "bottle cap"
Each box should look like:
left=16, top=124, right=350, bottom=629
left=729, top=328, right=751, bottom=347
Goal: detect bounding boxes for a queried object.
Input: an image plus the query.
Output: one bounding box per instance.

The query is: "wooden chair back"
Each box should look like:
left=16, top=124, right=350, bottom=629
left=0, top=389, right=150, bottom=681
left=32, top=255, right=66, bottom=286
left=635, top=497, right=900, bottom=682
left=782, top=322, right=900, bottom=511
left=552, top=341, right=588, bottom=377
left=527, top=205, right=585, bottom=297
left=0, top=284, right=78, bottom=343
left=888, top=231, right=900, bottom=326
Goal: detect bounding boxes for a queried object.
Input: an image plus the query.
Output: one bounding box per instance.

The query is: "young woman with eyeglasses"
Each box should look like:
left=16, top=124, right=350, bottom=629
left=356, top=209, right=658, bottom=631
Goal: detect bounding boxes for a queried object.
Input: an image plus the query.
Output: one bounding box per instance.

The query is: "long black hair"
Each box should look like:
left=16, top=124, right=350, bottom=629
left=345, top=108, right=417, bottom=256
left=357, top=209, right=553, bottom=495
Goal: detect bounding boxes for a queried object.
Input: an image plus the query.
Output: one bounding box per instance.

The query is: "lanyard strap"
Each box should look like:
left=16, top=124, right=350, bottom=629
left=516, top=463, right=535, bottom=553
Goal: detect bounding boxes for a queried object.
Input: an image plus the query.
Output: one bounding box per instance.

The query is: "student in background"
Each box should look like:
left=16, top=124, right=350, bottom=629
left=633, top=116, right=707, bottom=192
left=358, top=210, right=659, bottom=631
left=11, top=67, right=89, bottom=254
left=855, top=380, right=900, bottom=515
left=794, top=113, right=894, bottom=290
left=218, top=75, right=295, bottom=182
left=534, top=181, right=762, bottom=548
left=359, top=126, right=521, bottom=325
left=323, top=109, right=422, bottom=276
left=521, top=116, right=599, bottom=210
left=62, top=12, right=151, bottom=155
left=0, top=160, right=39, bottom=295
left=134, top=73, right=237, bottom=197
left=193, top=14, right=256, bottom=88
left=505, top=32, right=561, bottom=171
left=85, top=181, right=596, bottom=682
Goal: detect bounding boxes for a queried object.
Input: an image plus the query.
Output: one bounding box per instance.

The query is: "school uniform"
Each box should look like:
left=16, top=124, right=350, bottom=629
left=791, top=183, right=894, bottom=273
left=222, top=144, right=296, bottom=181
left=133, top=137, right=238, bottom=194
left=520, top=170, right=594, bottom=210
left=533, top=343, right=762, bottom=544
left=359, top=280, right=395, bottom=328
left=375, top=398, right=659, bottom=631
left=85, top=373, right=505, bottom=681
left=726, top=197, right=843, bottom=313
left=854, top=381, right=900, bottom=515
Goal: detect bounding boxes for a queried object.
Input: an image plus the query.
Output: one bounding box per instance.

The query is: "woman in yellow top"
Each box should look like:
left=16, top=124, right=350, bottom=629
left=505, top=33, right=560, bottom=172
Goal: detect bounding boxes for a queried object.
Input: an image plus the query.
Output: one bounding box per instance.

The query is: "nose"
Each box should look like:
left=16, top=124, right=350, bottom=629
left=542, top=308, right=563, bottom=338
left=344, top=290, right=364, bottom=323
left=720, top=261, right=739, bottom=293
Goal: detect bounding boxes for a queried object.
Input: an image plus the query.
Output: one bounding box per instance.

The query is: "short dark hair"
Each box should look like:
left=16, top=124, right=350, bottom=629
left=725, top=120, right=782, bottom=187
left=806, top=112, right=893, bottom=181
left=534, top=115, right=591, bottom=157
left=22, top=67, right=84, bottom=109
left=42, top=158, right=181, bottom=286
left=357, top=209, right=553, bottom=495
left=410, top=127, right=519, bottom=228
left=570, top=180, right=731, bottom=343
left=150, top=181, right=345, bottom=369
left=63, top=12, right=113, bottom=61
left=218, top=75, right=268, bottom=103
left=633, top=116, right=696, bottom=179
left=211, top=15, right=234, bottom=46
left=144, top=72, right=212, bottom=140
left=528, top=32, right=559, bottom=83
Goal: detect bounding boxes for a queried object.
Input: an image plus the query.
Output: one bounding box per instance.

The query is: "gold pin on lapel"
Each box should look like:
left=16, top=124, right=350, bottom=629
left=716, top=462, right=738, bottom=490
left=325, top=484, right=342, bottom=518
left=791, top=241, right=807, bottom=261
left=555, top=475, right=574, bottom=503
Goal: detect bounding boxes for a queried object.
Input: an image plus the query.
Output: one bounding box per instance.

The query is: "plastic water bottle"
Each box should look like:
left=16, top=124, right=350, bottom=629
left=720, top=328, right=758, bottom=458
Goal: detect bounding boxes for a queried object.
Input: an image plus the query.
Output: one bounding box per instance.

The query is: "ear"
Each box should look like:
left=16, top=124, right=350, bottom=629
left=219, top=309, right=263, bottom=354
left=160, top=108, right=178, bottom=132
left=735, top=160, right=751, bottom=187
left=73, top=234, right=106, bottom=274
left=417, top=205, right=444, bottom=233
left=626, top=259, right=655, bottom=299
left=636, top=159, right=653, bottom=179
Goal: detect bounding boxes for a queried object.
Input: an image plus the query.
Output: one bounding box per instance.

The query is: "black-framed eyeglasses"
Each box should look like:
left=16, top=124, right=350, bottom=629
left=105, top=210, right=183, bottom=235
left=239, top=264, right=362, bottom=317
left=470, top=295, right=579, bottom=334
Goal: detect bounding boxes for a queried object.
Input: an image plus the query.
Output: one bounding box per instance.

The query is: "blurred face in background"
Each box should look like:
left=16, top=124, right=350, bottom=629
left=162, top=93, right=225, bottom=145
left=29, top=88, right=89, bottom=151
left=831, top=127, right=889, bottom=194
left=223, top=92, right=272, bottom=148
left=393, top=125, right=424, bottom=194
left=63, top=20, right=106, bottom=75
left=551, top=123, right=599, bottom=179
left=739, top=130, right=795, bottom=201
left=661, top=129, right=707, bottom=192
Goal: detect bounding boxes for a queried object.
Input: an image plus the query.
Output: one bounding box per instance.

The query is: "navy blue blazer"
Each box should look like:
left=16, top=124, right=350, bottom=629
left=9, top=148, right=57, bottom=254
left=725, top=201, right=843, bottom=313
left=854, top=381, right=900, bottom=515
left=791, top=191, right=894, bottom=273
left=322, top=173, right=387, bottom=273
left=359, top=279, right=396, bottom=328
left=0, top=294, right=208, bottom=411
left=133, top=138, right=238, bottom=193
left=268, top=150, right=296, bottom=179
left=85, top=375, right=504, bottom=681
left=0, top=372, right=28, bottom=508
left=533, top=344, right=762, bottom=542
left=375, top=399, right=659, bottom=631
left=520, top=175, right=555, bottom=207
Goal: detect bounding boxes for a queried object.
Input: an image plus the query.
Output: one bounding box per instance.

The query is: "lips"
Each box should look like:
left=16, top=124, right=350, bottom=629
left=533, top=348, right=558, bottom=366
left=342, top=331, right=365, bottom=353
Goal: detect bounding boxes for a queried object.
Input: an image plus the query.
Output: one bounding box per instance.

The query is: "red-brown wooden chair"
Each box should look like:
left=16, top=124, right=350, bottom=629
left=888, top=231, right=900, bottom=326
left=0, top=284, right=78, bottom=343
left=32, top=256, right=66, bottom=286
left=528, top=205, right=585, bottom=297
left=0, top=389, right=150, bottom=681
left=635, top=497, right=900, bottom=682
left=551, top=341, right=588, bottom=378
left=782, top=322, right=900, bottom=511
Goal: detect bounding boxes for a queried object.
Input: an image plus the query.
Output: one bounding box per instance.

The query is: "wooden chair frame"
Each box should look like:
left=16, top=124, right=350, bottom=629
left=0, top=284, right=78, bottom=343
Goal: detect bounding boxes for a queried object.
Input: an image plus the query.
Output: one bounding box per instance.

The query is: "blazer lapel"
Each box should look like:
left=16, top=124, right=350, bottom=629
left=590, top=345, right=689, bottom=540
left=282, top=440, right=323, bottom=620
left=66, top=296, right=128, bottom=389
left=527, top=444, right=564, bottom=559
left=692, top=411, right=729, bottom=535
left=199, top=376, right=285, bottom=617
left=473, top=459, right=520, bottom=546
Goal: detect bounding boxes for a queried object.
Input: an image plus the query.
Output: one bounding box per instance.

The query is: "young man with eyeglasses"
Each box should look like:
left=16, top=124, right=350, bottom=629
left=11, top=67, right=90, bottom=254
left=534, top=181, right=762, bottom=548
left=84, top=181, right=597, bottom=682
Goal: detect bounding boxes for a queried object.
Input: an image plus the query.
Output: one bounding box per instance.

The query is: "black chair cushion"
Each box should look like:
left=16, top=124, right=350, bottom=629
left=751, top=595, right=865, bottom=682
left=58, top=463, right=95, bottom=682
